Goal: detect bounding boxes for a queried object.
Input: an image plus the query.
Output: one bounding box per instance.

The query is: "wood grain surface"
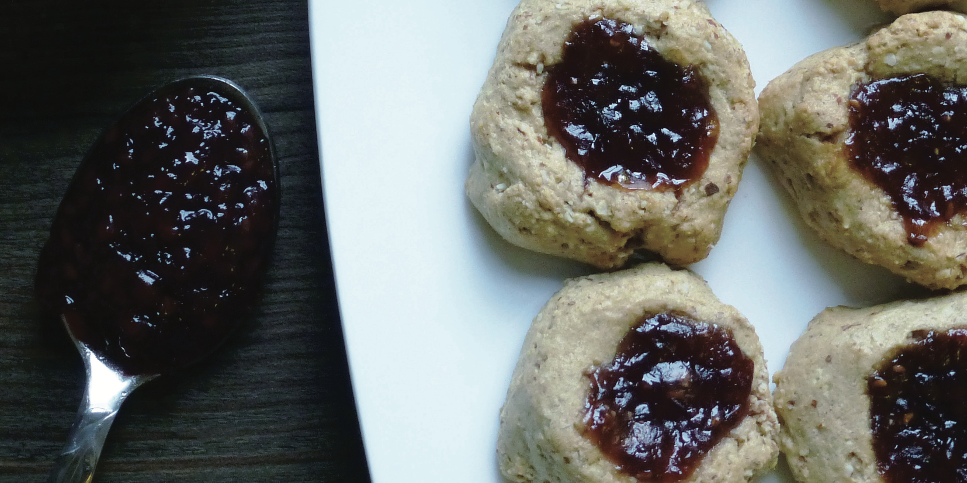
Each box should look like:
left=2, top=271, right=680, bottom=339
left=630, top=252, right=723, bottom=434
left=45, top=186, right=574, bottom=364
left=0, top=1, right=371, bottom=481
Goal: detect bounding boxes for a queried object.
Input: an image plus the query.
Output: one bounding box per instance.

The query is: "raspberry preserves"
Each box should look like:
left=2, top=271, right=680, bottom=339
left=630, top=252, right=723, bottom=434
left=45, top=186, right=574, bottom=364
left=847, top=74, right=967, bottom=246
left=868, top=328, right=967, bottom=483
left=35, top=77, right=278, bottom=376
left=542, top=18, right=719, bottom=191
left=583, top=312, right=753, bottom=481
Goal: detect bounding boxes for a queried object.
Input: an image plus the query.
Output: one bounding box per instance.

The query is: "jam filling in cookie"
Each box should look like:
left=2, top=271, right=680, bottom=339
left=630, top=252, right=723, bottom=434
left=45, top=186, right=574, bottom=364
left=868, top=328, right=967, bottom=482
left=35, top=80, right=277, bottom=376
left=847, top=74, right=967, bottom=246
left=583, top=312, right=753, bottom=481
left=542, top=17, right=719, bottom=191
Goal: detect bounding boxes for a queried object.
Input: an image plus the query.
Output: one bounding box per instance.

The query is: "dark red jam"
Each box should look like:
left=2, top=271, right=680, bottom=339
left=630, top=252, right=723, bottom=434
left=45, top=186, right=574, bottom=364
left=542, top=17, right=719, bottom=191
left=846, top=74, right=967, bottom=246
left=583, top=312, right=753, bottom=481
left=868, top=328, right=967, bottom=483
left=35, top=77, right=278, bottom=376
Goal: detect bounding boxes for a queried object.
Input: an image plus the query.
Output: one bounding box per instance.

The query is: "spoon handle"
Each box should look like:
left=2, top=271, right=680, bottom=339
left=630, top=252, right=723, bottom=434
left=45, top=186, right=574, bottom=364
left=47, top=344, right=156, bottom=483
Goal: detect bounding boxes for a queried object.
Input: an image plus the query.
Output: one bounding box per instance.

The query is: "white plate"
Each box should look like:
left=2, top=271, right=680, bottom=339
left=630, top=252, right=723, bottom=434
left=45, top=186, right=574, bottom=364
left=308, top=1, right=920, bottom=482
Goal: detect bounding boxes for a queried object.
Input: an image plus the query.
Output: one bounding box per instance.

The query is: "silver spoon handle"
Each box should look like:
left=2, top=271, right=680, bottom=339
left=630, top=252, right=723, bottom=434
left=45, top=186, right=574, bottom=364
left=48, top=344, right=156, bottom=483
left=47, top=404, right=122, bottom=483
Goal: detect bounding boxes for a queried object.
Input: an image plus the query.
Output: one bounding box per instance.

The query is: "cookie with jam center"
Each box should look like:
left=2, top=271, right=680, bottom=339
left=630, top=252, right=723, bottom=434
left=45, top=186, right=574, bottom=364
left=757, top=11, right=967, bottom=290
left=466, top=0, right=757, bottom=269
left=498, top=263, right=778, bottom=483
left=774, top=291, right=967, bottom=482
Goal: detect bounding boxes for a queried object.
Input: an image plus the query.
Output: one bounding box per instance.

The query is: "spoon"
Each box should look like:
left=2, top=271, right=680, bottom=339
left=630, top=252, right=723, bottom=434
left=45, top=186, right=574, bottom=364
left=37, top=76, right=279, bottom=482
left=45, top=333, right=157, bottom=483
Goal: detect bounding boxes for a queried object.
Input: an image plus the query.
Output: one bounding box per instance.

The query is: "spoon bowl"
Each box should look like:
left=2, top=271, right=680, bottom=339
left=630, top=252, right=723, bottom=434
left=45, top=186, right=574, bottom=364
left=39, top=76, right=279, bottom=482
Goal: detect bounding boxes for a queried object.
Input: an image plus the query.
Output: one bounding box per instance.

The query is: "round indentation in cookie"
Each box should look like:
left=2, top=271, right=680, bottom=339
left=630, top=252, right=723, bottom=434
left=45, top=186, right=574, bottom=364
left=583, top=312, right=753, bottom=481
left=542, top=17, right=718, bottom=191
left=847, top=74, right=967, bottom=246
left=868, top=327, right=967, bottom=482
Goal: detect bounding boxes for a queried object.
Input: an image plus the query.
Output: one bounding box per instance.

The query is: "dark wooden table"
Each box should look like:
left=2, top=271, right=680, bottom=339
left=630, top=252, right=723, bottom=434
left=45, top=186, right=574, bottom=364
left=0, top=1, right=371, bottom=481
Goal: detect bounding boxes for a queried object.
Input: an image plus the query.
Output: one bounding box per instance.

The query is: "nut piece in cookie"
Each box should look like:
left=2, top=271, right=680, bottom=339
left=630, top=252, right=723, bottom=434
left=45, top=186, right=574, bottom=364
left=497, top=263, right=778, bottom=483
left=466, top=0, right=757, bottom=269
left=774, top=292, right=967, bottom=482
left=757, top=11, right=967, bottom=290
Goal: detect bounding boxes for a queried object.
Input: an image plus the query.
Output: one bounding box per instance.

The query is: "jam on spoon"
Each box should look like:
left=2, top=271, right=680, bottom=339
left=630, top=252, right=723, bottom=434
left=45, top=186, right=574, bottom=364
left=36, top=76, right=278, bottom=482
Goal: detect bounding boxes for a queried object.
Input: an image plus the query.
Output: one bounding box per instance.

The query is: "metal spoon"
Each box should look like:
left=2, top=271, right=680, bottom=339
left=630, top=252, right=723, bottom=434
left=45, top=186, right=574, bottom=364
left=46, top=327, right=158, bottom=483
left=40, top=76, right=279, bottom=483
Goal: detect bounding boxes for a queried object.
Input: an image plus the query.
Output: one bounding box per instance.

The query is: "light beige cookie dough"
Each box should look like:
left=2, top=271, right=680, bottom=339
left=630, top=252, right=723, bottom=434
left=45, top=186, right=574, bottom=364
left=873, top=0, right=967, bottom=15
left=498, top=263, right=778, bottom=483
left=466, top=0, right=757, bottom=269
left=773, top=291, right=967, bottom=482
left=757, top=11, right=967, bottom=290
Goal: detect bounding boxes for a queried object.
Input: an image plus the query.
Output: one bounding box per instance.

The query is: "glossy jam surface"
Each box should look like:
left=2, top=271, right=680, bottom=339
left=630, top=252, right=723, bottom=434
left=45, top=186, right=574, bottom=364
left=542, top=18, right=718, bottom=191
left=583, top=312, right=753, bottom=481
left=868, top=328, right=967, bottom=483
left=847, top=74, right=967, bottom=246
left=35, top=79, right=277, bottom=376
